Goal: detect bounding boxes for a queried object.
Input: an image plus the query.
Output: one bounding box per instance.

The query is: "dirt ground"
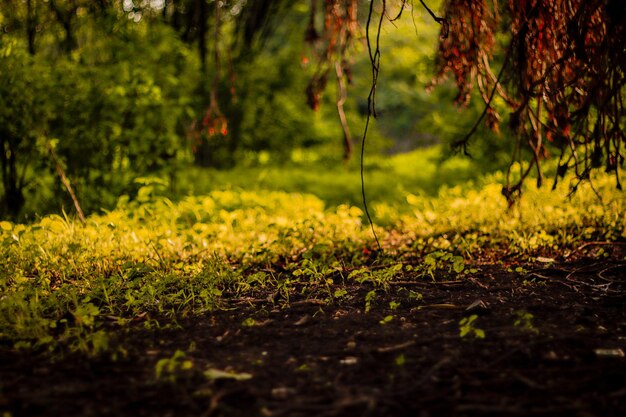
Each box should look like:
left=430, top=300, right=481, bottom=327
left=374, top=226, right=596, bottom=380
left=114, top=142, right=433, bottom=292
left=2, top=253, right=626, bottom=417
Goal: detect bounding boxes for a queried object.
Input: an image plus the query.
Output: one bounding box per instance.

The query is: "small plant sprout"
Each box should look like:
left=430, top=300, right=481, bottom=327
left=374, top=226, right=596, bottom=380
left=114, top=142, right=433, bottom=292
left=408, top=290, right=423, bottom=302
left=459, top=315, right=485, bottom=339
left=334, top=288, right=348, bottom=299
left=365, top=290, right=377, bottom=313
left=241, top=317, right=257, bottom=327
left=419, top=251, right=466, bottom=280
left=395, top=354, right=406, bottom=366
left=513, top=310, right=539, bottom=334
left=155, top=350, right=193, bottom=382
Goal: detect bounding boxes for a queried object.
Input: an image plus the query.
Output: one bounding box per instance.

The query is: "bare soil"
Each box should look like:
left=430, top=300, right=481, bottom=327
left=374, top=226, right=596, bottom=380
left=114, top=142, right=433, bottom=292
left=2, top=255, right=626, bottom=417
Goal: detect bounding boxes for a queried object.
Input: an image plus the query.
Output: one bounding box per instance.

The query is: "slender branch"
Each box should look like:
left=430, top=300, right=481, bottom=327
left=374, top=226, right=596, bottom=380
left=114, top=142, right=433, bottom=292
left=46, top=142, right=86, bottom=226
left=361, top=0, right=386, bottom=252
left=419, top=0, right=448, bottom=36
left=390, top=0, right=407, bottom=22
left=453, top=43, right=512, bottom=156
left=335, top=61, right=352, bottom=162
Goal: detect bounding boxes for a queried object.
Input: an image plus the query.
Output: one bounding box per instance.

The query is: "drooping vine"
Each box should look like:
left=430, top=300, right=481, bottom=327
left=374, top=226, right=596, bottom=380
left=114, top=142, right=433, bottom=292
left=433, top=0, right=626, bottom=203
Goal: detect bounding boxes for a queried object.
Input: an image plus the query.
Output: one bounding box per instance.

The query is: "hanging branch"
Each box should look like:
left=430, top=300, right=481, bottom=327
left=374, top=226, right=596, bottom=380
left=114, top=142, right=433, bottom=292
left=438, top=0, right=625, bottom=199
left=360, top=0, right=386, bottom=252
left=360, top=0, right=446, bottom=249
left=418, top=0, right=448, bottom=36
left=335, top=61, right=353, bottom=162
left=26, top=0, right=37, bottom=55
left=390, top=0, right=408, bottom=22
left=452, top=43, right=512, bottom=156
left=212, top=0, right=221, bottom=110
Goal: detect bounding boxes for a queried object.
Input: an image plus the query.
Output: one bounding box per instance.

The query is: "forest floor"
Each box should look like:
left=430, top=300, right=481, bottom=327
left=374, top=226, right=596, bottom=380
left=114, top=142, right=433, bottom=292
left=2, top=251, right=626, bottom=417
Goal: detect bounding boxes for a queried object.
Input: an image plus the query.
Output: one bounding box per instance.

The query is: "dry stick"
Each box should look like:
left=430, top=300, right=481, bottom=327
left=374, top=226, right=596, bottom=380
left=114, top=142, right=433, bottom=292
left=375, top=340, right=415, bottom=353
left=597, top=264, right=626, bottom=283
left=563, top=263, right=617, bottom=291
left=417, top=357, right=452, bottom=385
left=47, top=142, right=86, bottom=226
left=573, top=241, right=626, bottom=253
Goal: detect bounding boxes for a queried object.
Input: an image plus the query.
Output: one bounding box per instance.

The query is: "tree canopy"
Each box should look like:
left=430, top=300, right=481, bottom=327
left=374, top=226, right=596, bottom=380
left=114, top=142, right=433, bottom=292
left=432, top=0, right=625, bottom=201
left=162, top=0, right=626, bottom=199
left=297, top=0, right=625, bottom=201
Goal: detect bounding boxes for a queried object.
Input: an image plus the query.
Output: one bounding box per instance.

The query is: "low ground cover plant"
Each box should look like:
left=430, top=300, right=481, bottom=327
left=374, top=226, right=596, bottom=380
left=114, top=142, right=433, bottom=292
left=1, top=167, right=623, bottom=357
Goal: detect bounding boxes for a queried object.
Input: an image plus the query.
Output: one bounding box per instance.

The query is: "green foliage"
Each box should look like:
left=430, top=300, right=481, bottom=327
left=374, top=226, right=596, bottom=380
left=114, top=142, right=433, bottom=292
left=0, top=17, right=198, bottom=219
left=0, top=0, right=511, bottom=220
left=0, top=40, right=50, bottom=217
left=0, top=148, right=623, bottom=356
left=364, top=290, right=377, bottom=313
left=172, top=146, right=481, bottom=212
left=411, top=251, right=465, bottom=280
left=241, top=318, right=258, bottom=327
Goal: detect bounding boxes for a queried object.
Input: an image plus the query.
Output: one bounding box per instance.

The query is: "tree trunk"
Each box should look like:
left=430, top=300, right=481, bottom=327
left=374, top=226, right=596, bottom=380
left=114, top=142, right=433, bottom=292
left=26, top=0, right=36, bottom=55
left=50, top=0, right=78, bottom=54
left=198, top=0, right=208, bottom=73
left=1, top=138, right=25, bottom=218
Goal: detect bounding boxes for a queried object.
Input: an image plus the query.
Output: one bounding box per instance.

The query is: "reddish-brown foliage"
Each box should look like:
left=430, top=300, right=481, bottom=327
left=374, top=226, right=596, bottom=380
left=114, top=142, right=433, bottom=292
left=308, top=0, right=624, bottom=199
left=433, top=0, right=625, bottom=200
left=304, top=0, right=358, bottom=112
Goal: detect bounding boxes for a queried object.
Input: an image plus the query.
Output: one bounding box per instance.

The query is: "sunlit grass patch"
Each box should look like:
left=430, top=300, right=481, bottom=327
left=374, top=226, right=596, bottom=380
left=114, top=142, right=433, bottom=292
left=0, top=169, right=623, bottom=356
left=375, top=170, right=624, bottom=257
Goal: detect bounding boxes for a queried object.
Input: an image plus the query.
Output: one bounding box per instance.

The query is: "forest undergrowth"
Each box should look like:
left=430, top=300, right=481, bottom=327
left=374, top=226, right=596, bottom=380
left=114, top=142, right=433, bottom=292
left=1, top=166, right=623, bottom=358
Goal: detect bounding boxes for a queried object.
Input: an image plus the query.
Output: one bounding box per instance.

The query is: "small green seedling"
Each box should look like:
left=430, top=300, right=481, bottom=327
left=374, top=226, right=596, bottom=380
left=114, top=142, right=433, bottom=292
left=241, top=317, right=257, bottom=327
left=408, top=290, right=423, bottom=302
left=364, top=290, right=377, bottom=313
left=155, top=350, right=193, bottom=382
left=419, top=251, right=466, bottom=280
left=459, top=315, right=485, bottom=339
left=513, top=310, right=539, bottom=333
left=395, top=354, right=406, bottom=366
left=333, top=288, right=348, bottom=299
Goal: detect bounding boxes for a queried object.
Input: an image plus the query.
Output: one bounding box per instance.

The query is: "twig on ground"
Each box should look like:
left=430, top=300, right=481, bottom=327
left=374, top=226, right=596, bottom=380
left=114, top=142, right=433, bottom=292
left=375, top=340, right=415, bottom=353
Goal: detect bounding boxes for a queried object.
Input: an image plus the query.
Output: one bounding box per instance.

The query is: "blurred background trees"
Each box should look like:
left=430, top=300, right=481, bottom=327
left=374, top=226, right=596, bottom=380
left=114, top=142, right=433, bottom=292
left=1, top=0, right=622, bottom=220
left=0, top=0, right=479, bottom=221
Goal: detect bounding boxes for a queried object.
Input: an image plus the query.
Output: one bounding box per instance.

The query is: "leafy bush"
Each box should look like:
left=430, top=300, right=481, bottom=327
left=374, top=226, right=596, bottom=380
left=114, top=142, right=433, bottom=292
left=0, top=23, right=199, bottom=220
left=0, top=40, right=52, bottom=218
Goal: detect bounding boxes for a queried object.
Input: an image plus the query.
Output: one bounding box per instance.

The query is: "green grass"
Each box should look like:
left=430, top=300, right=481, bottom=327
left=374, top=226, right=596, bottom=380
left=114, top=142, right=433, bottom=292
left=1, top=146, right=624, bottom=357
left=171, top=146, right=478, bottom=208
